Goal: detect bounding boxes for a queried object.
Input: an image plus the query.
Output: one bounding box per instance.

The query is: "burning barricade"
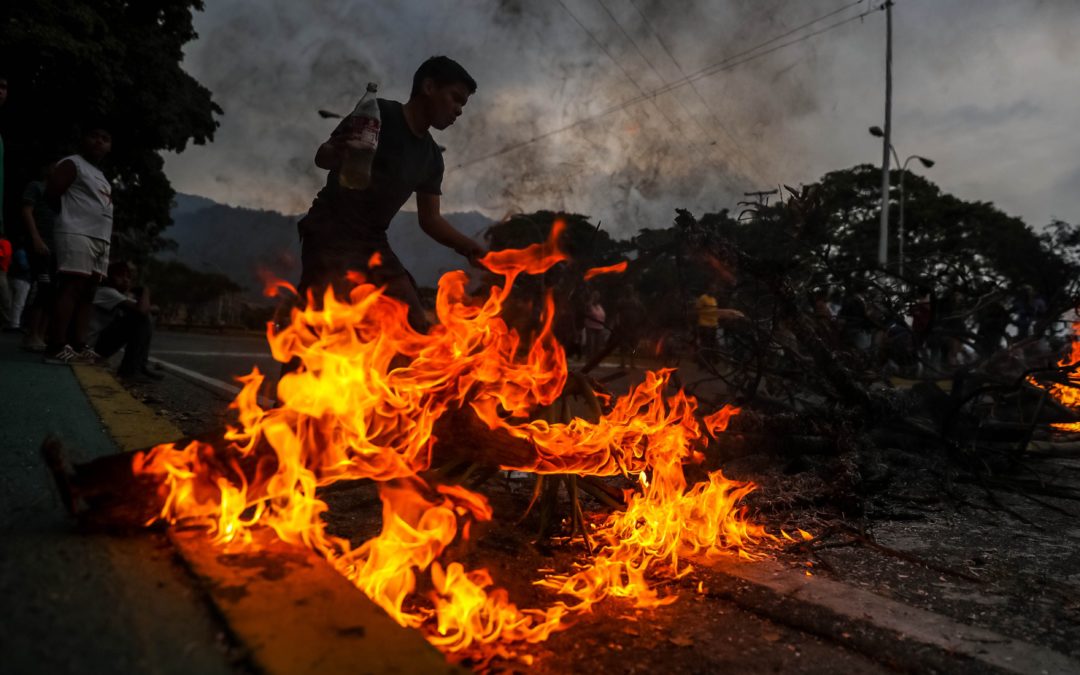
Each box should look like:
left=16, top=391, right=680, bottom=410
left=50, top=221, right=791, bottom=662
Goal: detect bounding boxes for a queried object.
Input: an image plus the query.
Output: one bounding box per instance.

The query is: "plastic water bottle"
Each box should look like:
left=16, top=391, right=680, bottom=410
left=338, top=82, right=380, bottom=190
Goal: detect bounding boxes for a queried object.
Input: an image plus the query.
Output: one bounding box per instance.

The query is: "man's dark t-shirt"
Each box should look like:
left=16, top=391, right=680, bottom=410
left=299, top=98, right=444, bottom=246
left=295, top=98, right=443, bottom=330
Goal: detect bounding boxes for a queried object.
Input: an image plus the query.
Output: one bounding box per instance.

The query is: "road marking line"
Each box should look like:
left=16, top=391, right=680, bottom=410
left=150, top=357, right=275, bottom=409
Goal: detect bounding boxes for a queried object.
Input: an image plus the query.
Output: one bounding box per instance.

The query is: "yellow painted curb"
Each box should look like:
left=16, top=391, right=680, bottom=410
left=71, top=365, right=184, bottom=452
left=71, top=364, right=462, bottom=674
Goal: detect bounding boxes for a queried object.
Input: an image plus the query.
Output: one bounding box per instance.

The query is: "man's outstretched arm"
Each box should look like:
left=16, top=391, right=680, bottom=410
left=416, top=192, right=485, bottom=262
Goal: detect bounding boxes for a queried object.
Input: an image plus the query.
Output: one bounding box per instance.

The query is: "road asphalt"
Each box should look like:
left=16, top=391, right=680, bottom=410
left=4, top=328, right=1079, bottom=674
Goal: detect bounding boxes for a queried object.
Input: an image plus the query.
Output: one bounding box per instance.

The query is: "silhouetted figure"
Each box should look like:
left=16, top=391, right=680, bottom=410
left=583, top=290, right=607, bottom=360
left=90, top=261, right=161, bottom=382
left=44, top=122, right=114, bottom=365
left=296, top=57, right=484, bottom=332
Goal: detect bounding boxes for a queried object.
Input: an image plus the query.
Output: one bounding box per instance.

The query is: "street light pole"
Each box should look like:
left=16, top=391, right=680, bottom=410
left=878, top=0, right=894, bottom=267
left=870, top=125, right=934, bottom=279
left=896, top=154, right=934, bottom=277
left=898, top=166, right=906, bottom=276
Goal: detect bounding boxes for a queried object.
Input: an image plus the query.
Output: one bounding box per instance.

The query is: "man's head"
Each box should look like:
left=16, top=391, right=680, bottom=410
left=107, top=260, right=134, bottom=292
left=410, top=56, right=476, bottom=131
left=0, top=75, right=8, bottom=108
left=79, top=119, right=112, bottom=164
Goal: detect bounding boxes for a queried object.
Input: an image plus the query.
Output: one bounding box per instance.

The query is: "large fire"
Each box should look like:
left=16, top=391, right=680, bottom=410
left=1048, top=321, right=1080, bottom=432
left=131, top=221, right=780, bottom=659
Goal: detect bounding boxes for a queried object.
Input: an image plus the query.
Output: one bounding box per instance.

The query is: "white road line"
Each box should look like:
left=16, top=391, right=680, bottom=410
left=154, top=351, right=275, bottom=358
left=150, top=357, right=275, bottom=409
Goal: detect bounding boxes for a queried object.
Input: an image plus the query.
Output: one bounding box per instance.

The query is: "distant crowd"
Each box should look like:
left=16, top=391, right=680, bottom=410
left=0, top=75, right=160, bottom=382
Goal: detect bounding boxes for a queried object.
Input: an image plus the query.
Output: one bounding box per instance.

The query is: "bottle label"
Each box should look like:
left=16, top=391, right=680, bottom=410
left=358, top=118, right=380, bottom=150
left=340, top=116, right=380, bottom=150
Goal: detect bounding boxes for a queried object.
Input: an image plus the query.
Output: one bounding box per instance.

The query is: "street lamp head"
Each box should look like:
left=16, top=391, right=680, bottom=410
left=916, top=156, right=935, bottom=168
left=868, top=126, right=885, bottom=138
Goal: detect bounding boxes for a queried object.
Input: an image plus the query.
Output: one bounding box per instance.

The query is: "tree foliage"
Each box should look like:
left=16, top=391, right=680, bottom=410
left=484, top=210, right=623, bottom=264
left=702, top=165, right=1078, bottom=307
left=485, top=169, right=1079, bottom=344
left=0, top=0, right=221, bottom=262
left=143, top=257, right=241, bottom=319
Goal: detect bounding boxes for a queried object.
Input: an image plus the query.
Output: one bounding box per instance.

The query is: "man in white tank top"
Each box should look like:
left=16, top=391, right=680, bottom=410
left=43, top=123, right=114, bottom=365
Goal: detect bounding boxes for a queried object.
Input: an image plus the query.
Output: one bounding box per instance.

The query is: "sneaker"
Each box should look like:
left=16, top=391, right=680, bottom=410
left=73, top=347, right=103, bottom=364
left=44, top=344, right=79, bottom=365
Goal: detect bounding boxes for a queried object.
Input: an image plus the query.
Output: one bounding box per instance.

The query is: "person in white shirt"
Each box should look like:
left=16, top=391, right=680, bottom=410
left=583, top=291, right=607, bottom=360
left=91, top=260, right=161, bottom=382
left=44, top=123, right=114, bottom=365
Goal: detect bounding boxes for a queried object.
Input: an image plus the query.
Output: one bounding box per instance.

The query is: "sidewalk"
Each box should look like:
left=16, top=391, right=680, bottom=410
left=0, top=333, right=458, bottom=675
left=0, top=333, right=235, bottom=674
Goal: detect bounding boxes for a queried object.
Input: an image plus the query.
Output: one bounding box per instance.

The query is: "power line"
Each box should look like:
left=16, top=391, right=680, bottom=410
left=554, top=0, right=681, bottom=130
left=593, top=0, right=763, bottom=186
left=456, top=0, right=881, bottom=169
left=551, top=0, right=744, bottom=194
left=620, top=0, right=772, bottom=183
left=645, top=1, right=877, bottom=99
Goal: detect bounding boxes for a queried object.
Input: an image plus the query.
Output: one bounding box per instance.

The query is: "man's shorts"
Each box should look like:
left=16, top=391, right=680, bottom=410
left=54, top=232, right=110, bottom=277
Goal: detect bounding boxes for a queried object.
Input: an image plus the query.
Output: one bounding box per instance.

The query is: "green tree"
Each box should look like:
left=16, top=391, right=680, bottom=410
left=0, top=0, right=221, bottom=262
left=143, top=258, right=241, bottom=321
left=483, top=210, right=622, bottom=266
left=700, top=165, right=1077, bottom=306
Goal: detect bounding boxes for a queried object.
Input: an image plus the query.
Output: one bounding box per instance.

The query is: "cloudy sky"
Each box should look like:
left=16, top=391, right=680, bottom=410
left=163, top=0, right=1080, bottom=237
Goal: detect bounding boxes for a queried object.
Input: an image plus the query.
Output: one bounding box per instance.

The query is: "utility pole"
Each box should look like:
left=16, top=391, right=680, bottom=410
left=877, top=0, right=894, bottom=267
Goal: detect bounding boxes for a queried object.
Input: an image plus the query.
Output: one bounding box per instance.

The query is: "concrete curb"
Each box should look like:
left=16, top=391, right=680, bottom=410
left=72, top=364, right=187, bottom=450
left=74, top=364, right=460, bottom=675
left=705, top=558, right=1080, bottom=675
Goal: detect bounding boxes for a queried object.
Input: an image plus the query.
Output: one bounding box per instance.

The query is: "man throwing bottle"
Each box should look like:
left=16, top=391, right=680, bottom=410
left=297, top=56, right=485, bottom=331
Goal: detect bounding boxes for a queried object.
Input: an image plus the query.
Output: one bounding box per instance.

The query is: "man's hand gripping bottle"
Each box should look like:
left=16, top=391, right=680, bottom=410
left=338, top=82, right=380, bottom=190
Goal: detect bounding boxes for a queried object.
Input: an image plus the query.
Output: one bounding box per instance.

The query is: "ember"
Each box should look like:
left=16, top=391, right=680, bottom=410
left=583, top=260, right=629, bottom=281
left=131, top=221, right=776, bottom=658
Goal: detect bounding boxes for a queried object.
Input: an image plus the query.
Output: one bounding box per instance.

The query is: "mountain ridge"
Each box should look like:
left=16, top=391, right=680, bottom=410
left=164, top=193, right=492, bottom=299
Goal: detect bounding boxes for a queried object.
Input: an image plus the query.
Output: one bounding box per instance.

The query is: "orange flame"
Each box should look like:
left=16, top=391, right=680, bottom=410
left=583, top=260, right=628, bottom=281
left=368, top=251, right=383, bottom=268
left=1045, top=321, right=1080, bottom=431
left=132, top=219, right=777, bottom=657
left=258, top=265, right=296, bottom=298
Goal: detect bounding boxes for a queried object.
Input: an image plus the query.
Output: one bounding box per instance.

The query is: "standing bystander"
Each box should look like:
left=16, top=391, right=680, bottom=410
left=0, top=74, right=11, bottom=328
left=695, top=287, right=721, bottom=364
left=583, top=290, right=607, bottom=360
left=43, top=122, right=114, bottom=364
left=19, top=161, right=59, bottom=351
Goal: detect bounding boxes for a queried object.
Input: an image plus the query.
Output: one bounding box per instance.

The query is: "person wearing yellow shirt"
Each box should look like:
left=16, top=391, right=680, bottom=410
left=695, top=292, right=720, bottom=363
left=693, top=290, right=745, bottom=365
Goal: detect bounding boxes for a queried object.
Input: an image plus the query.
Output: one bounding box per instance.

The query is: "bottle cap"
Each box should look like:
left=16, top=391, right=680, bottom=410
left=366, top=82, right=378, bottom=93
